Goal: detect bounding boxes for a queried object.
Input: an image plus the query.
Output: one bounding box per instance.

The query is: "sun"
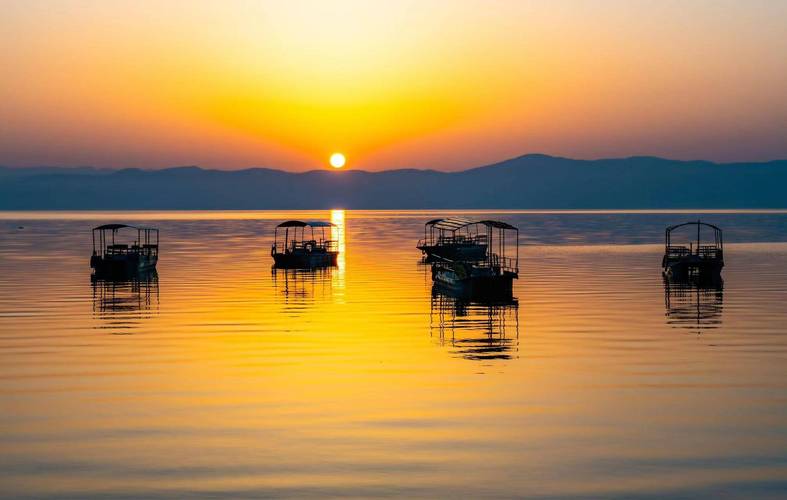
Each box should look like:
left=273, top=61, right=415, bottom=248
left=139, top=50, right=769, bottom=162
left=329, top=153, right=346, bottom=169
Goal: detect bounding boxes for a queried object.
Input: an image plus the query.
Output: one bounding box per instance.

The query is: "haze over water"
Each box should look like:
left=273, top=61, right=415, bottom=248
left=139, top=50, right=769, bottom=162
left=1, top=210, right=787, bottom=498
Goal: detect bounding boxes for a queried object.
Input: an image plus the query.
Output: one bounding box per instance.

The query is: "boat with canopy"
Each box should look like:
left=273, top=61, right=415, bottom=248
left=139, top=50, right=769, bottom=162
left=90, top=224, right=159, bottom=276
left=271, top=220, right=338, bottom=269
left=417, top=217, right=488, bottom=262
left=430, top=220, right=519, bottom=298
left=662, top=221, right=724, bottom=280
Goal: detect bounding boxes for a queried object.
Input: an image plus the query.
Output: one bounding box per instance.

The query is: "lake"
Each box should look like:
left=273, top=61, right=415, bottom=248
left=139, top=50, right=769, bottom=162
left=1, top=210, right=786, bottom=498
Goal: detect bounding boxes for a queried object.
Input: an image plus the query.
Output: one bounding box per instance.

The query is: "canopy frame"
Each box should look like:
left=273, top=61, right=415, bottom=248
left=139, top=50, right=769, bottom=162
left=665, top=220, right=723, bottom=256
left=92, top=224, right=159, bottom=258
left=273, top=220, right=336, bottom=254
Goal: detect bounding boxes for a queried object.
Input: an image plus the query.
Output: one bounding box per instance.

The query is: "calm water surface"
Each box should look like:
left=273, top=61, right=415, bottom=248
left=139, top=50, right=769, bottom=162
left=1, top=210, right=787, bottom=498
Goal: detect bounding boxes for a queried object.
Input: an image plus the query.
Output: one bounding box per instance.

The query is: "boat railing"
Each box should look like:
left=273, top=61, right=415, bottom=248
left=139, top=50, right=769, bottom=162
left=106, top=244, right=130, bottom=254
left=103, top=244, right=158, bottom=257
left=274, top=239, right=338, bottom=253
left=469, top=253, right=519, bottom=274
left=490, top=254, right=519, bottom=274
left=419, top=234, right=488, bottom=248
left=432, top=253, right=519, bottom=275
left=697, top=245, right=722, bottom=259
left=666, top=245, right=691, bottom=258
left=666, top=245, right=721, bottom=259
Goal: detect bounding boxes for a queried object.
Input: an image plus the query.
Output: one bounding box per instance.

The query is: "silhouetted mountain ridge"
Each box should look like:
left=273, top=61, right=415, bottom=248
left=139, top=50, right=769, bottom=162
left=1, top=155, right=785, bottom=209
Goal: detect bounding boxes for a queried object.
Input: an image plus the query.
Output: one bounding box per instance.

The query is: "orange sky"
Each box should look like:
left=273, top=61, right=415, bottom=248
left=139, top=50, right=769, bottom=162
left=1, top=0, right=785, bottom=171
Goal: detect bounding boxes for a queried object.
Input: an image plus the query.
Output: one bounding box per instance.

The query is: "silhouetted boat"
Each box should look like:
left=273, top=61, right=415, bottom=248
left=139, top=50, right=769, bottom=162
left=431, top=220, right=519, bottom=298
left=90, top=224, right=159, bottom=276
left=271, top=220, right=338, bottom=269
left=417, top=217, right=488, bottom=262
left=662, top=221, right=724, bottom=280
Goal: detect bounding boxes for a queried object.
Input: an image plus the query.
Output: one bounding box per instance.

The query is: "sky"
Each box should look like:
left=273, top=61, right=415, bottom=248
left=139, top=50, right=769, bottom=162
left=1, top=0, right=785, bottom=171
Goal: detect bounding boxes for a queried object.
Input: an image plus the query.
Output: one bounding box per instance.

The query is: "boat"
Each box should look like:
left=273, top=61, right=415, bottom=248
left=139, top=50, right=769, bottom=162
left=430, top=220, right=519, bottom=298
left=90, top=224, right=159, bottom=276
left=662, top=221, right=724, bottom=280
left=417, top=217, right=488, bottom=262
left=271, top=220, right=338, bottom=269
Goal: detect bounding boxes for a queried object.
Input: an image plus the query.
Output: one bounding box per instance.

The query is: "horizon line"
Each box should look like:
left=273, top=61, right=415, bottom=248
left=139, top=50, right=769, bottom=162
left=4, top=208, right=787, bottom=218
left=3, top=153, right=787, bottom=174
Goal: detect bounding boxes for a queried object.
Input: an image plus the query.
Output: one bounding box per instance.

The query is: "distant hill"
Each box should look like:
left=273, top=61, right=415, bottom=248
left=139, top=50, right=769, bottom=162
left=1, top=155, right=786, bottom=209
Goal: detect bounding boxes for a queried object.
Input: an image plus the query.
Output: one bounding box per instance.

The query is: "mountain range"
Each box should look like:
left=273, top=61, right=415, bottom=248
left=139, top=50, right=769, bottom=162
left=1, top=154, right=785, bottom=209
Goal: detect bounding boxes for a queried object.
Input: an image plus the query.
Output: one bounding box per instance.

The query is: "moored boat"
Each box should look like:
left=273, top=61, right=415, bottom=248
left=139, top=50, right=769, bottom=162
left=90, top=224, right=159, bottom=277
left=430, top=220, right=519, bottom=299
left=271, top=220, right=338, bottom=269
left=662, top=221, right=724, bottom=280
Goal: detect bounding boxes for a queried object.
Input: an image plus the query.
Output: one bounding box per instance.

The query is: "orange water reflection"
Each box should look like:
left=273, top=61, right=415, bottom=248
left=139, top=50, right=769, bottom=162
left=330, top=209, right=346, bottom=299
left=0, top=212, right=786, bottom=498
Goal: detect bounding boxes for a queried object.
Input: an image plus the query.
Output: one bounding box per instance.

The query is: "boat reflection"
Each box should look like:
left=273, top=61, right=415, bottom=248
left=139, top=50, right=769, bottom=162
left=664, top=277, right=724, bottom=333
left=91, top=270, right=159, bottom=333
left=272, top=267, right=333, bottom=306
left=430, top=285, right=519, bottom=362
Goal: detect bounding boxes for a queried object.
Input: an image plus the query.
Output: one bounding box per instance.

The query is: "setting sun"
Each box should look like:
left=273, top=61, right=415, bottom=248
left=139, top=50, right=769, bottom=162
left=330, top=153, right=346, bottom=169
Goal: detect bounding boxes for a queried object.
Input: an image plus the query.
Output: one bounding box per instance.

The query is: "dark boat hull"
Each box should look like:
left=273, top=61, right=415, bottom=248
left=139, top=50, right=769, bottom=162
left=272, top=251, right=338, bottom=269
left=91, top=268, right=158, bottom=284
left=662, top=256, right=723, bottom=280
left=431, top=261, right=515, bottom=299
left=91, top=254, right=157, bottom=277
left=431, top=282, right=518, bottom=306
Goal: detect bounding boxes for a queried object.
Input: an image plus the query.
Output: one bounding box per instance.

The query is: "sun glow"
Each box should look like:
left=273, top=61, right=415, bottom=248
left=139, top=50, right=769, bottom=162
left=0, top=3, right=784, bottom=169
left=330, top=153, right=346, bottom=169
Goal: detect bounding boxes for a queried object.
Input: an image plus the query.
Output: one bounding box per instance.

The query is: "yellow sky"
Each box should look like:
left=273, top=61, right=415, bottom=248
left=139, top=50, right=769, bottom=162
left=1, top=0, right=785, bottom=170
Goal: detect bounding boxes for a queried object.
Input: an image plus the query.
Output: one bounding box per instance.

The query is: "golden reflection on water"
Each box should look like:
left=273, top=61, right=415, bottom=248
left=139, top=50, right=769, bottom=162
left=1, top=212, right=787, bottom=498
left=330, top=209, right=346, bottom=299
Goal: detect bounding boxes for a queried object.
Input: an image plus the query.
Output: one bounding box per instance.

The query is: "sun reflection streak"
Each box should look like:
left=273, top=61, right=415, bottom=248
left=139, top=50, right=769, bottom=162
left=331, top=209, right=346, bottom=299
